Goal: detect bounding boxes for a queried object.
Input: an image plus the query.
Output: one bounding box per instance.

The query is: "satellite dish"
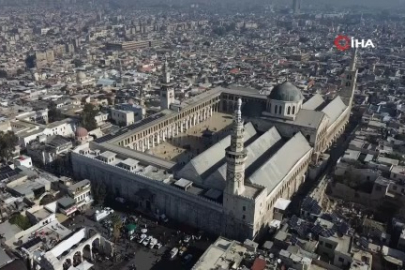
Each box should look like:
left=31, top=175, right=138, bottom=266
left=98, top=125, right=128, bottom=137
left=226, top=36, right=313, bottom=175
left=277, top=259, right=282, bottom=264
left=269, top=253, right=274, bottom=259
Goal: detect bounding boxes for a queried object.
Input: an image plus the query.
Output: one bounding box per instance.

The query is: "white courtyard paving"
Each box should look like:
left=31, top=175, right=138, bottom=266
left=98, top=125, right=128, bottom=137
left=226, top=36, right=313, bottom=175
left=148, top=112, right=234, bottom=164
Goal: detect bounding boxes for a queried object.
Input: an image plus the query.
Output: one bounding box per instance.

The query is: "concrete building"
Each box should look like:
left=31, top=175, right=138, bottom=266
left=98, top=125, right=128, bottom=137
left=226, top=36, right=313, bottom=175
left=105, top=40, right=162, bottom=51
left=6, top=175, right=51, bottom=200
left=292, top=0, right=301, bottom=14
left=65, top=179, right=93, bottom=208
left=192, top=237, right=248, bottom=270
left=16, top=109, right=49, bottom=124
left=5, top=214, right=113, bottom=270
left=26, top=135, right=73, bottom=165
left=115, top=103, right=146, bottom=121
left=110, top=108, right=135, bottom=126
left=71, top=51, right=357, bottom=240
left=13, top=155, right=33, bottom=168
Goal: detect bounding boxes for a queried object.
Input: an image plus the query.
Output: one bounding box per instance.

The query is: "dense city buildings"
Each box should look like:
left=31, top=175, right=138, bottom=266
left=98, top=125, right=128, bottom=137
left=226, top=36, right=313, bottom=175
left=0, top=1, right=405, bottom=270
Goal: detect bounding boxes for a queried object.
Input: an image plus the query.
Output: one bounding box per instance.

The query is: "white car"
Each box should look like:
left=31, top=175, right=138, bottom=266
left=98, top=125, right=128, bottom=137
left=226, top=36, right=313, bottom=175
left=183, top=235, right=191, bottom=243
left=170, top=247, right=178, bottom=259
left=155, top=242, right=162, bottom=249
left=141, top=225, right=148, bottom=234
left=138, top=234, right=147, bottom=244
left=142, top=236, right=151, bottom=246
left=149, top=238, right=157, bottom=249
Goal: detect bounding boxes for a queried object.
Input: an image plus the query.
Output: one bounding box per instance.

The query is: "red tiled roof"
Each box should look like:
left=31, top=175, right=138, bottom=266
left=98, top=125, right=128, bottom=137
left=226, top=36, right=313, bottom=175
left=251, top=258, right=266, bottom=270
left=230, top=68, right=240, bottom=74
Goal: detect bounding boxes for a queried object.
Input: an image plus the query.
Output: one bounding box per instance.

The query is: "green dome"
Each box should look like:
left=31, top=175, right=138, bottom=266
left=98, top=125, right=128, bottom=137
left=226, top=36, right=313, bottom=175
left=268, top=82, right=303, bottom=102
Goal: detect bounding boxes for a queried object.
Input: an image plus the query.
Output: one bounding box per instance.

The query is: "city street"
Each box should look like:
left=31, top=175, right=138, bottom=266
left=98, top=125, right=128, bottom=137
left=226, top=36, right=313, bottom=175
left=62, top=206, right=213, bottom=270
left=288, top=114, right=361, bottom=216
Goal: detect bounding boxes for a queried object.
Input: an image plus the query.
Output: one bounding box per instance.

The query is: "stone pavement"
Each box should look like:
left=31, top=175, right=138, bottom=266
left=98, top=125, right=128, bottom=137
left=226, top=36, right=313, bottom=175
left=150, top=112, right=233, bottom=163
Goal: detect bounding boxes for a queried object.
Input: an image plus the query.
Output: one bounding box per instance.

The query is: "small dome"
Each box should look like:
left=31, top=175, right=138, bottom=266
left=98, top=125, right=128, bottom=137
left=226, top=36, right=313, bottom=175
left=76, top=127, right=88, bottom=137
left=77, top=72, right=86, bottom=80
left=128, top=98, right=134, bottom=105
left=268, top=82, right=303, bottom=102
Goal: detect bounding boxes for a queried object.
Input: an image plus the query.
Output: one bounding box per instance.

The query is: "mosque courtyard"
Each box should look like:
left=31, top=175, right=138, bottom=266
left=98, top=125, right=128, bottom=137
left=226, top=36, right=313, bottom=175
left=148, top=112, right=234, bottom=164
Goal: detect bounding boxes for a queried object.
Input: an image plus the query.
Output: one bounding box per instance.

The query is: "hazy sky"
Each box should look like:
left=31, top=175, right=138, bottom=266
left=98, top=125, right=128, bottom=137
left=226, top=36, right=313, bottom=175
left=272, top=0, right=404, bottom=8
left=304, top=0, right=402, bottom=8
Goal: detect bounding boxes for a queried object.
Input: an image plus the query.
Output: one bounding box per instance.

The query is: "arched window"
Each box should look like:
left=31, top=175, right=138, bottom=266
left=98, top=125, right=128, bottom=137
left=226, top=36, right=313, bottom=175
left=268, top=103, right=271, bottom=112
left=242, top=206, right=246, bottom=211
left=292, top=106, right=296, bottom=114
left=242, top=215, right=246, bottom=220
left=287, top=106, right=291, bottom=114
left=274, top=105, right=278, bottom=114
left=278, top=106, right=282, bottom=114
left=346, top=82, right=350, bottom=87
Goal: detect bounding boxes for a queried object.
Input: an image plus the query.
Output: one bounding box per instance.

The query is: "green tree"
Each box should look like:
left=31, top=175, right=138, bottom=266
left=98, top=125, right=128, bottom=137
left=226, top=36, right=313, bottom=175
left=92, top=181, right=107, bottom=206
left=0, top=131, right=18, bottom=161
left=25, top=54, right=36, bottom=69
left=80, top=103, right=98, bottom=131
left=72, top=59, right=84, bottom=68
left=16, top=68, right=25, bottom=75
left=48, top=101, right=63, bottom=122
left=110, top=213, right=122, bottom=242
left=0, top=70, right=7, bottom=78
left=9, top=214, right=31, bottom=230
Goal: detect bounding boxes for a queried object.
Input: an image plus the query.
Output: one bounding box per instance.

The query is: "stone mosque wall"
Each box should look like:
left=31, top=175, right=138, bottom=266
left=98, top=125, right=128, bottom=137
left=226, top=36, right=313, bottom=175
left=71, top=151, right=227, bottom=236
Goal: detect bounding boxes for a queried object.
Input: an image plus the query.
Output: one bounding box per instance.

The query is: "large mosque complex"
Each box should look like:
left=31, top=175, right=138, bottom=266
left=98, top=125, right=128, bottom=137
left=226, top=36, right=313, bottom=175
left=71, top=51, right=358, bottom=240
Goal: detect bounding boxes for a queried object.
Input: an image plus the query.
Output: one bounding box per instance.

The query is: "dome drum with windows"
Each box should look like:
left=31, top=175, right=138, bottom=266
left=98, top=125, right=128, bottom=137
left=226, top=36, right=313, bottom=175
left=266, top=82, right=304, bottom=119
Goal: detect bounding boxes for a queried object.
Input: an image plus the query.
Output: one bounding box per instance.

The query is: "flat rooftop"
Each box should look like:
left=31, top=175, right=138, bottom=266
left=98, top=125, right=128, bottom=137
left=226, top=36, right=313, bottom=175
left=149, top=112, right=233, bottom=164
left=8, top=177, right=50, bottom=196
left=6, top=219, right=71, bottom=252
left=192, top=237, right=247, bottom=270
left=75, top=146, right=174, bottom=182
left=74, top=146, right=224, bottom=205
left=31, top=207, right=53, bottom=221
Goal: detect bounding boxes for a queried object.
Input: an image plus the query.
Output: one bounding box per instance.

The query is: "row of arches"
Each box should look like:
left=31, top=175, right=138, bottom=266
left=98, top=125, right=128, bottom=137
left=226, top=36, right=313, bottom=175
left=62, top=234, right=107, bottom=270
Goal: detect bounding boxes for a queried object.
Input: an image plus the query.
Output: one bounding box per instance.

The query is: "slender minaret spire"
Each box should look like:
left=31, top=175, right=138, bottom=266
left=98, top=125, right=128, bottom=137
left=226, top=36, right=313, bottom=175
left=350, top=47, right=358, bottom=72
left=160, top=59, right=174, bottom=110
left=340, top=48, right=358, bottom=107
left=225, top=98, right=247, bottom=196
left=162, top=59, right=171, bottom=84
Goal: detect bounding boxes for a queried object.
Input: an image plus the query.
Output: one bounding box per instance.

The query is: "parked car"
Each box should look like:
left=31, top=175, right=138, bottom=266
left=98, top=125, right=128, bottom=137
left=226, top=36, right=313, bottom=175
left=138, top=234, right=147, bottom=244
left=170, top=247, right=178, bottom=259
left=195, top=231, right=203, bottom=240
left=149, top=238, right=157, bottom=249
left=143, top=236, right=151, bottom=246
left=183, top=254, right=193, bottom=264
left=183, top=235, right=191, bottom=243
left=155, top=242, right=163, bottom=249
left=179, top=246, right=187, bottom=256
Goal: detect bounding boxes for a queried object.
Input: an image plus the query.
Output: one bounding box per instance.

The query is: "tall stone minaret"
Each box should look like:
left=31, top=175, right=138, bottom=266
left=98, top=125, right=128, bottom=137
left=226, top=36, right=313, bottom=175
left=340, top=48, right=358, bottom=107
left=160, top=59, right=175, bottom=110
left=162, top=59, right=171, bottom=84
left=225, top=98, right=247, bottom=196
